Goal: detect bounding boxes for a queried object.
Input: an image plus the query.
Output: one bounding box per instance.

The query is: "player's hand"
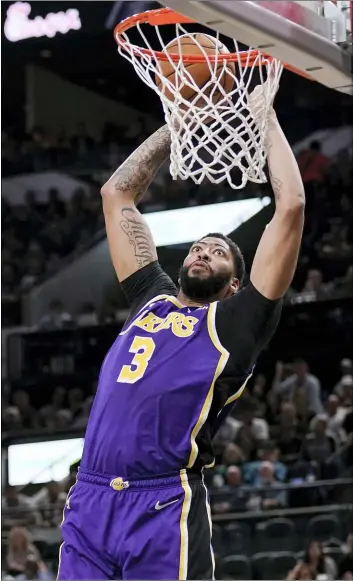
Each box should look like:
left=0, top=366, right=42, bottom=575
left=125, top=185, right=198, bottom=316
left=247, top=62, right=280, bottom=122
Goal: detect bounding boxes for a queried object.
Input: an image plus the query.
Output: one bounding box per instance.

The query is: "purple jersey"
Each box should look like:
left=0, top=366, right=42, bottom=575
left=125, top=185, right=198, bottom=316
left=81, top=294, right=230, bottom=478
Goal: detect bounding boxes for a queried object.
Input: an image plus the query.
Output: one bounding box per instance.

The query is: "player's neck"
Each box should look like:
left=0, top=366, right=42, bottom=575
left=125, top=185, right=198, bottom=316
left=176, top=290, right=212, bottom=307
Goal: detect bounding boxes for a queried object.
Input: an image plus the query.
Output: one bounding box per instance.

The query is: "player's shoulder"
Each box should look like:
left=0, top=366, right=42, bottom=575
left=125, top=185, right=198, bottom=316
left=216, top=281, right=281, bottom=317
left=121, top=261, right=178, bottom=317
left=214, top=282, right=282, bottom=353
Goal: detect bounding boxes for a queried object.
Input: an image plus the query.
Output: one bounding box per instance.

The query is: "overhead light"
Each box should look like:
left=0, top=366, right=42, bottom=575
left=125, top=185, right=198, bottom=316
left=143, top=197, right=271, bottom=247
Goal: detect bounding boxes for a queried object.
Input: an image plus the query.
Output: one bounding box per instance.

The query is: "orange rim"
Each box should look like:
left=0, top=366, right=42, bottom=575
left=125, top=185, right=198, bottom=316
left=114, top=7, right=312, bottom=80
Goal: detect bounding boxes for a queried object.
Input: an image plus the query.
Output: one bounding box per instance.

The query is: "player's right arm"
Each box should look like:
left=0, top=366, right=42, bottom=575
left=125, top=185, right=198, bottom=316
left=100, top=125, right=171, bottom=282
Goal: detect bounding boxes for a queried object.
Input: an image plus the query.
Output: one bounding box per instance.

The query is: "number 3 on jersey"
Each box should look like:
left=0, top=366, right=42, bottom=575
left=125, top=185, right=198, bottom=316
left=117, top=336, right=156, bottom=384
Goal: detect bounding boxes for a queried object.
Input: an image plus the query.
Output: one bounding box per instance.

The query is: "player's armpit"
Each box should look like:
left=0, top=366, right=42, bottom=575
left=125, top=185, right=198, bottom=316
left=250, top=205, right=304, bottom=300
left=102, top=199, right=157, bottom=282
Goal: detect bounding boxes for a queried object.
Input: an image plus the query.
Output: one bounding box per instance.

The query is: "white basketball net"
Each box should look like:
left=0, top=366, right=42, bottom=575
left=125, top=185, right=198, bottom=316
left=116, top=18, right=283, bottom=189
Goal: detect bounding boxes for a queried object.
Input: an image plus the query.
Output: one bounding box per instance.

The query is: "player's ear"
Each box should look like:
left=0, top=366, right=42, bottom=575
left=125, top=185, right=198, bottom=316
left=229, top=277, right=240, bottom=295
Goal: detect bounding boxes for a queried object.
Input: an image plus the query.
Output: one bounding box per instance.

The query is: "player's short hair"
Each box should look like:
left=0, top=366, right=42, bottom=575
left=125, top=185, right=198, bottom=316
left=199, top=232, right=246, bottom=286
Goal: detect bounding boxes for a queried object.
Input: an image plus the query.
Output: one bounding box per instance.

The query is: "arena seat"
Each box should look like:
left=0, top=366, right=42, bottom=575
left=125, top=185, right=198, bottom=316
left=212, top=524, right=225, bottom=557
left=323, top=537, right=344, bottom=549
left=220, top=555, right=252, bottom=580
left=255, top=517, right=296, bottom=552
left=251, top=552, right=272, bottom=580
left=262, top=551, right=297, bottom=580
left=324, top=546, right=345, bottom=566
left=306, top=514, right=342, bottom=541
left=223, top=522, right=252, bottom=555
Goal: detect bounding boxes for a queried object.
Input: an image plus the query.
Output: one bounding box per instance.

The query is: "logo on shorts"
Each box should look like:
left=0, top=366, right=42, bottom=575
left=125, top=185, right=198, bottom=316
left=110, top=477, right=130, bottom=491
left=155, top=499, right=179, bottom=511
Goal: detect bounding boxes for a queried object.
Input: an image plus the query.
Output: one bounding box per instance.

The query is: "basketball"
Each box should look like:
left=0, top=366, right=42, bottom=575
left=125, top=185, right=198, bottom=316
left=155, top=33, right=235, bottom=107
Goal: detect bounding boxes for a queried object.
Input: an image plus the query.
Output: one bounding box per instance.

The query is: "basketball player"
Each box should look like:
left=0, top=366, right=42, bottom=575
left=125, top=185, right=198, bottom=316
left=58, top=92, right=305, bottom=580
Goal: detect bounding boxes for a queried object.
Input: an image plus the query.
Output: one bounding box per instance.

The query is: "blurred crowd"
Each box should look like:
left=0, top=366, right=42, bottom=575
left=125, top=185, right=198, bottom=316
left=2, top=129, right=353, bottom=329
left=208, top=357, right=352, bottom=506
left=2, top=118, right=353, bottom=581
left=1, top=121, right=151, bottom=178
left=3, top=356, right=353, bottom=475
left=2, top=383, right=95, bottom=434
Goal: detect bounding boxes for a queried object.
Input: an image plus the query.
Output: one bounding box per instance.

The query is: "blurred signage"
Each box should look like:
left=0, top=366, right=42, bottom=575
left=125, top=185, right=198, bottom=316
left=8, top=438, right=84, bottom=485
left=4, top=1, right=81, bottom=42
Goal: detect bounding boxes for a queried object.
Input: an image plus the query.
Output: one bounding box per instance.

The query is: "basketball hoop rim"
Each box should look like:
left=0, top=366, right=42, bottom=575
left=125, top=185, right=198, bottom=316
left=114, top=7, right=312, bottom=79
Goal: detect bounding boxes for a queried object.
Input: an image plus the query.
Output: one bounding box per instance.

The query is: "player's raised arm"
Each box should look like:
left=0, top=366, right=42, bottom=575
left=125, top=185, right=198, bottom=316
left=100, top=125, right=171, bottom=282
left=250, top=107, right=305, bottom=300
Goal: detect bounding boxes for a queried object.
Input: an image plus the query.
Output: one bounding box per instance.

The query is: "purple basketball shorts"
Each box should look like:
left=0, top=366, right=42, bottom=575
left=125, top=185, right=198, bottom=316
left=57, top=468, right=214, bottom=580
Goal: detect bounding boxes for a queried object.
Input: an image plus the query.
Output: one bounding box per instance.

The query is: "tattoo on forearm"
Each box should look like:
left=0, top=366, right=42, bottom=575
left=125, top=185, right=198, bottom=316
left=119, top=207, right=155, bottom=268
left=266, top=113, right=304, bottom=206
left=112, top=126, right=171, bottom=204
left=269, top=167, right=283, bottom=201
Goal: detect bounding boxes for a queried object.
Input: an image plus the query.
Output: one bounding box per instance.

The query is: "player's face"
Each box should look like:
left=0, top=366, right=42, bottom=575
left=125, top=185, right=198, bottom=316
left=179, top=237, right=238, bottom=301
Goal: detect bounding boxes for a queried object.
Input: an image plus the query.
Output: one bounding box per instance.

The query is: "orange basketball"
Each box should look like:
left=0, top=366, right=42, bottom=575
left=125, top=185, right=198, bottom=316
left=155, top=33, right=235, bottom=107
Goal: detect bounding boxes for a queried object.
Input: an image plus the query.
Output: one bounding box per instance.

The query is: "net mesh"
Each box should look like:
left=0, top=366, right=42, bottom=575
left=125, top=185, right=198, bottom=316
left=116, top=17, right=283, bottom=189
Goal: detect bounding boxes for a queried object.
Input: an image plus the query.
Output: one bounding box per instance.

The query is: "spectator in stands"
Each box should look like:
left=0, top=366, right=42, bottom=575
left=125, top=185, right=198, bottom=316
left=341, top=409, right=353, bottom=442
left=339, top=376, right=353, bottom=408
left=326, top=394, right=351, bottom=442
left=243, top=440, right=287, bottom=485
left=54, top=409, right=73, bottom=429
left=37, top=299, right=73, bottom=331
left=338, top=358, right=353, bottom=381
left=213, top=415, right=240, bottom=455
left=32, top=481, right=67, bottom=528
left=13, top=554, right=54, bottom=581
left=5, top=527, right=41, bottom=576
left=211, top=466, right=250, bottom=513
left=2, top=406, right=23, bottom=432
left=251, top=373, right=268, bottom=416
left=11, top=391, right=38, bottom=430
left=247, top=461, right=287, bottom=510
left=231, top=398, right=270, bottom=460
left=275, top=402, right=303, bottom=463
left=71, top=122, right=95, bottom=156
left=2, top=487, right=37, bottom=530
left=61, top=461, right=79, bottom=494
left=339, top=265, right=353, bottom=296
left=272, top=358, right=323, bottom=420
left=301, top=269, right=330, bottom=300
left=221, top=442, right=246, bottom=468
left=302, top=540, right=337, bottom=580
left=301, top=415, right=337, bottom=475
left=47, top=188, right=66, bottom=218
left=67, top=388, right=84, bottom=419
left=339, top=533, right=353, bottom=580
left=76, top=303, right=98, bottom=327
left=298, top=140, right=330, bottom=186
left=73, top=395, right=94, bottom=428
left=286, top=562, right=315, bottom=580
left=38, top=386, right=68, bottom=429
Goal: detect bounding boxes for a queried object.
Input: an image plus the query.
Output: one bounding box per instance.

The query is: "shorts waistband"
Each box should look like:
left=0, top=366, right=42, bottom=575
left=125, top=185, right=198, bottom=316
left=78, top=468, right=201, bottom=491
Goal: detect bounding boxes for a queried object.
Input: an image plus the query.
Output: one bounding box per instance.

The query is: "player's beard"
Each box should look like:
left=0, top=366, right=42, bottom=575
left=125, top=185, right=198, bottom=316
left=179, top=264, right=231, bottom=300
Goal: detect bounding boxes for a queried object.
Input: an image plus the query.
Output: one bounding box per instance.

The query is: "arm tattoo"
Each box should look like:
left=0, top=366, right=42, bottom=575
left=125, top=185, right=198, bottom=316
left=268, top=166, right=283, bottom=202
left=119, top=207, right=155, bottom=268
left=265, top=115, right=283, bottom=202
left=112, top=125, right=171, bottom=204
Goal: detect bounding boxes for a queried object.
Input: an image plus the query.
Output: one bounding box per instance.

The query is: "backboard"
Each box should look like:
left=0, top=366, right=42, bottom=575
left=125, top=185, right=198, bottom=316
left=157, top=1, right=352, bottom=94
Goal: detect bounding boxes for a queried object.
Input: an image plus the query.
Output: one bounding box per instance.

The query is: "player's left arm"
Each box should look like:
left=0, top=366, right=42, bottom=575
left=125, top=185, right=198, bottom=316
left=250, top=111, right=305, bottom=300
